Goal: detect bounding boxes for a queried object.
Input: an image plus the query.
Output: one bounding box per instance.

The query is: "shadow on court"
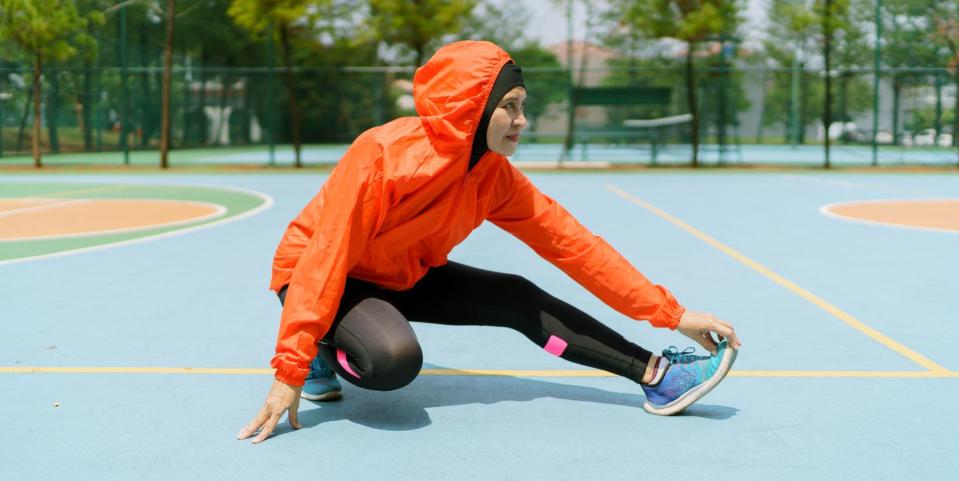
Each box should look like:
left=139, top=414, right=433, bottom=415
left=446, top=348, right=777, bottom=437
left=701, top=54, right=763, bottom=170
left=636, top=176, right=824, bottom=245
left=268, top=364, right=739, bottom=439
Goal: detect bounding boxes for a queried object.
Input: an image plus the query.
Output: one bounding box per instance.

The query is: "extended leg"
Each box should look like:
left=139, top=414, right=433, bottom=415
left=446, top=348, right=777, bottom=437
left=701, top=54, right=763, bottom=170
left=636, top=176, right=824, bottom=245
left=387, top=262, right=654, bottom=384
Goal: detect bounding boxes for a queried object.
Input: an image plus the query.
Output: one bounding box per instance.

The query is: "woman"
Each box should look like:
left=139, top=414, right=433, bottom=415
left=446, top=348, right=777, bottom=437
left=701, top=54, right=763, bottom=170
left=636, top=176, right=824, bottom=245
left=238, top=41, right=741, bottom=444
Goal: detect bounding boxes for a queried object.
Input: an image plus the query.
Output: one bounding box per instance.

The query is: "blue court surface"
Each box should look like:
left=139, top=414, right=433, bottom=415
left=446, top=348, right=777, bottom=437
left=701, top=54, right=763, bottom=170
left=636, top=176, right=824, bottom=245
left=2, top=170, right=958, bottom=480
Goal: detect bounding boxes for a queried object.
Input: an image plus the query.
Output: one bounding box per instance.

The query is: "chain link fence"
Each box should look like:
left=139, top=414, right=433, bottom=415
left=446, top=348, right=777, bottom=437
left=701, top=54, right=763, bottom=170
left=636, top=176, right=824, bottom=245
left=1, top=65, right=956, bottom=166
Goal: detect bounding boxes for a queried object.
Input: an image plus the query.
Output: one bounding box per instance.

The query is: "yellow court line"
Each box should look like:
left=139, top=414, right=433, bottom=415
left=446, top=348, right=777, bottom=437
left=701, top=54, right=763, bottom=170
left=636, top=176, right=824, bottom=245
left=1, top=366, right=957, bottom=378
left=606, top=184, right=950, bottom=374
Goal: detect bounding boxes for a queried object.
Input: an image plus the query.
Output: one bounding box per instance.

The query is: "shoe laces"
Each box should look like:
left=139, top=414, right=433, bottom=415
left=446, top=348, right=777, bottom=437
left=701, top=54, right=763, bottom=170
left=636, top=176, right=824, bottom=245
left=662, top=346, right=709, bottom=365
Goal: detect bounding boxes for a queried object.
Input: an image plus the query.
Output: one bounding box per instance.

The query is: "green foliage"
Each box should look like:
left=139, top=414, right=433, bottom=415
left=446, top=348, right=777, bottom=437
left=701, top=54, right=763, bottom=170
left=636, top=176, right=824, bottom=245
left=228, top=0, right=316, bottom=36
left=905, top=105, right=954, bottom=133
left=760, top=0, right=871, bottom=139
left=882, top=0, right=942, bottom=71
left=931, top=2, right=959, bottom=70
left=457, top=0, right=532, bottom=52
left=620, top=0, right=742, bottom=43
left=0, top=0, right=103, bottom=63
left=761, top=69, right=871, bottom=127
left=509, top=44, right=566, bottom=129
left=367, top=0, right=477, bottom=65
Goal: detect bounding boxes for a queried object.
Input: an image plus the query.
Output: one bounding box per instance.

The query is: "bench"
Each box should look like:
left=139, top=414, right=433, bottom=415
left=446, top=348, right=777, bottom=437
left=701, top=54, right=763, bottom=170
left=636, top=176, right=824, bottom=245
left=566, top=86, right=688, bottom=163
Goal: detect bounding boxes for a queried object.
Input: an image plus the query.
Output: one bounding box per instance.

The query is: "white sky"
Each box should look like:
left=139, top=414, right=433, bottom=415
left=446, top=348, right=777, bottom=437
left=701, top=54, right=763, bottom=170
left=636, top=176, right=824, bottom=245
left=522, top=0, right=768, bottom=47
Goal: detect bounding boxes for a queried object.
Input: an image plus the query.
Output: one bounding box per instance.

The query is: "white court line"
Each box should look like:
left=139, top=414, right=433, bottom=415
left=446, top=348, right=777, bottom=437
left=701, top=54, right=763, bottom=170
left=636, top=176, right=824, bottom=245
left=819, top=199, right=959, bottom=235
left=0, top=198, right=91, bottom=218
left=0, top=184, right=274, bottom=267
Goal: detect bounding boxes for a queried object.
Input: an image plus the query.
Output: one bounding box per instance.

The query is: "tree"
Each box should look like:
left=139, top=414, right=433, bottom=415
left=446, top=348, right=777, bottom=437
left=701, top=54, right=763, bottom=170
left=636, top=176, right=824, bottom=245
left=880, top=0, right=942, bottom=145
left=229, top=0, right=320, bottom=167
left=761, top=0, right=870, bottom=151
left=931, top=3, right=959, bottom=152
left=614, top=0, right=742, bottom=167
left=160, top=0, right=175, bottom=168
left=815, top=0, right=860, bottom=168
left=367, top=0, right=477, bottom=67
left=0, top=0, right=102, bottom=167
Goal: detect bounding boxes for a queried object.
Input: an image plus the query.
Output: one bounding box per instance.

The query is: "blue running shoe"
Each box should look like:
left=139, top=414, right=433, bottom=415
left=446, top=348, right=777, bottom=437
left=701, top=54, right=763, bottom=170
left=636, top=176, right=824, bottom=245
left=641, top=340, right=737, bottom=415
left=301, top=355, right=342, bottom=401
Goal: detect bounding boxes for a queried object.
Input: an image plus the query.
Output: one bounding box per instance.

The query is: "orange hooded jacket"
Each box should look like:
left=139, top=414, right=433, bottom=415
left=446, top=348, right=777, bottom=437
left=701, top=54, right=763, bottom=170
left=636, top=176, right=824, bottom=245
left=269, top=41, right=685, bottom=387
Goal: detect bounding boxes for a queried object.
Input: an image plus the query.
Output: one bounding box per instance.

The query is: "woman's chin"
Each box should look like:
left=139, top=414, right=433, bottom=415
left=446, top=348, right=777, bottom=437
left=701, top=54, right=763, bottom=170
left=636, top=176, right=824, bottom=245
left=490, top=144, right=518, bottom=157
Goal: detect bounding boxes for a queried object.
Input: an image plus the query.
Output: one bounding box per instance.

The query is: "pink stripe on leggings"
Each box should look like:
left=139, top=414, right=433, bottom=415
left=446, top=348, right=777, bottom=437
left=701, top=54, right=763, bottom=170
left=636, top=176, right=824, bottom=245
left=336, top=349, right=361, bottom=379
left=544, top=335, right=568, bottom=356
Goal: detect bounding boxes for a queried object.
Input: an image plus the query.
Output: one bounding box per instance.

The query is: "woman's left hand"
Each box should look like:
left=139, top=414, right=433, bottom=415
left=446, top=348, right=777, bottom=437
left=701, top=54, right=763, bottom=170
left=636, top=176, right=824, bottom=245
left=676, top=310, right=741, bottom=355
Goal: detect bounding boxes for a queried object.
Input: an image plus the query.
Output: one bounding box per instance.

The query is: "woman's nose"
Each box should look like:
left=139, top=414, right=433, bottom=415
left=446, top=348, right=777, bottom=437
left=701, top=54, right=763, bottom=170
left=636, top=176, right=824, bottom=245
left=513, top=112, right=528, bottom=130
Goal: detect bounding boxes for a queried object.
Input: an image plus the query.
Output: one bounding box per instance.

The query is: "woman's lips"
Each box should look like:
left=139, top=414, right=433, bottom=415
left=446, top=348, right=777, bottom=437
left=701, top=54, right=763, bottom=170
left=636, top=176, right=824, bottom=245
left=506, top=134, right=520, bottom=142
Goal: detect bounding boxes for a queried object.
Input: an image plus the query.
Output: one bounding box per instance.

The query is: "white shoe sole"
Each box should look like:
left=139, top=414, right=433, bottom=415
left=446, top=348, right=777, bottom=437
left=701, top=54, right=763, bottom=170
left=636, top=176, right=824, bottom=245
left=300, top=390, right=343, bottom=402
left=643, top=347, right=738, bottom=416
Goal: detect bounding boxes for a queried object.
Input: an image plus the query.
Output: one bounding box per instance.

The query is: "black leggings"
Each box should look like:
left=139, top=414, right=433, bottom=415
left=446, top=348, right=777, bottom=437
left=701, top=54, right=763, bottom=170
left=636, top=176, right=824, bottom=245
left=278, top=262, right=653, bottom=391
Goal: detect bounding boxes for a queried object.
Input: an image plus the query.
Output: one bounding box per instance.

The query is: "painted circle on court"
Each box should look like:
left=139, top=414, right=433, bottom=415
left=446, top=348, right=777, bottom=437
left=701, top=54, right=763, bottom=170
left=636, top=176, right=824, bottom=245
left=821, top=199, right=959, bottom=233
left=0, top=182, right=273, bottom=265
left=0, top=198, right=225, bottom=241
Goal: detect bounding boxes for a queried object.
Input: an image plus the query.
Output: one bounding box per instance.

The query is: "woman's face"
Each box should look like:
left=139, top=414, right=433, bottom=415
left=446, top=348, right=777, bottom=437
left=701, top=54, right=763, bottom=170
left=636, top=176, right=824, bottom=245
left=486, top=86, right=528, bottom=157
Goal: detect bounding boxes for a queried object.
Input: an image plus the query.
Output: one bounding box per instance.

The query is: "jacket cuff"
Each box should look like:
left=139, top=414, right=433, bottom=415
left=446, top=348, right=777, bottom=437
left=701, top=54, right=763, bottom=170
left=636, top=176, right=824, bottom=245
left=648, top=292, right=685, bottom=330
left=272, top=358, right=309, bottom=387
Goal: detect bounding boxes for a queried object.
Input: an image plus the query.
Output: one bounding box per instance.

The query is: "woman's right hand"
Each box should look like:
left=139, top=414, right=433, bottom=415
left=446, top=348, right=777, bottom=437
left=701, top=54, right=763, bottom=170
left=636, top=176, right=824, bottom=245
left=236, top=380, right=302, bottom=444
left=676, top=310, right=741, bottom=355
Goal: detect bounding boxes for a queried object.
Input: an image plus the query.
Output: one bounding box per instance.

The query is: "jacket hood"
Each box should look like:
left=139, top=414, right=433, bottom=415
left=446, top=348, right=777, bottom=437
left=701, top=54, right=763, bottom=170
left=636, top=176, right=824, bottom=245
left=413, top=41, right=513, bottom=158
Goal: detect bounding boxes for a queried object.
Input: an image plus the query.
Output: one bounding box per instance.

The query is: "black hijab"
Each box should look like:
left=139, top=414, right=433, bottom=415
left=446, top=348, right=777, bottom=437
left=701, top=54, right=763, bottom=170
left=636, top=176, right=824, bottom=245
left=468, top=62, right=525, bottom=170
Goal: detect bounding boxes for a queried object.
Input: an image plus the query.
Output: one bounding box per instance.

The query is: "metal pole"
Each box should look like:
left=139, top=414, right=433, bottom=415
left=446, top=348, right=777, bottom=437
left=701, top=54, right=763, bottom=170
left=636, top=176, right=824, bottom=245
left=119, top=7, right=130, bottom=165
left=935, top=72, right=942, bottom=137
left=0, top=74, right=4, bottom=158
left=266, top=23, right=276, bottom=166
left=790, top=49, right=802, bottom=148
left=871, top=0, right=881, bottom=167
left=563, top=0, right=573, bottom=163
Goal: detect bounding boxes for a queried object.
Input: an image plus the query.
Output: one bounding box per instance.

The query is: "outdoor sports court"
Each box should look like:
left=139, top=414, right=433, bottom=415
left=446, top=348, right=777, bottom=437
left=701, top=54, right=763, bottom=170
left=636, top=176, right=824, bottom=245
left=2, top=165, right=957, bottom=480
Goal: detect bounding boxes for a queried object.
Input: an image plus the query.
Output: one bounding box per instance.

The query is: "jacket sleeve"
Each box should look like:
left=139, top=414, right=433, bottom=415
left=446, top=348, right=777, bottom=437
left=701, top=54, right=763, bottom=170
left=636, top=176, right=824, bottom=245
left=486, top=164, right=684, bottom=329
left=271, top=137, right=384, bottom=386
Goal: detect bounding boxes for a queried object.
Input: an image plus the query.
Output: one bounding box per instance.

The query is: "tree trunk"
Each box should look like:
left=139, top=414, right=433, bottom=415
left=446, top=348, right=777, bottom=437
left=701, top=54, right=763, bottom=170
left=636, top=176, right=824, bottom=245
left=47, top=68, right=60, bottom=154
left=82, top=21, right=95, bottom=150
left=685, top=44, right=699, bottom=167
left=33, top=54, right=43, bottom=168
left=415, top=43, right=425, bottom=67
left=279, top=22, right=302, bottom=168
left=82, top=65, right=93, bottom=149
left=823, top=0, right=833, bottom=169
left=160, top=0, right=175, bottom=169
left=17, top=87, right=33, bottom=152
left=839, top=72, right=848, bottom=145
left=139, top=28, right=150, bottom=147
left=198, top=47, right=208, bottom=145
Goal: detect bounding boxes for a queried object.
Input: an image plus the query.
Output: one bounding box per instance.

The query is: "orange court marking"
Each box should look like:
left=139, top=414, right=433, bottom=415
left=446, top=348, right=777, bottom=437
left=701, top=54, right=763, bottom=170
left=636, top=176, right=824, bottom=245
left=823, top=199, right=959, bottom=233
left=0, top=198, right=225, bottom=241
